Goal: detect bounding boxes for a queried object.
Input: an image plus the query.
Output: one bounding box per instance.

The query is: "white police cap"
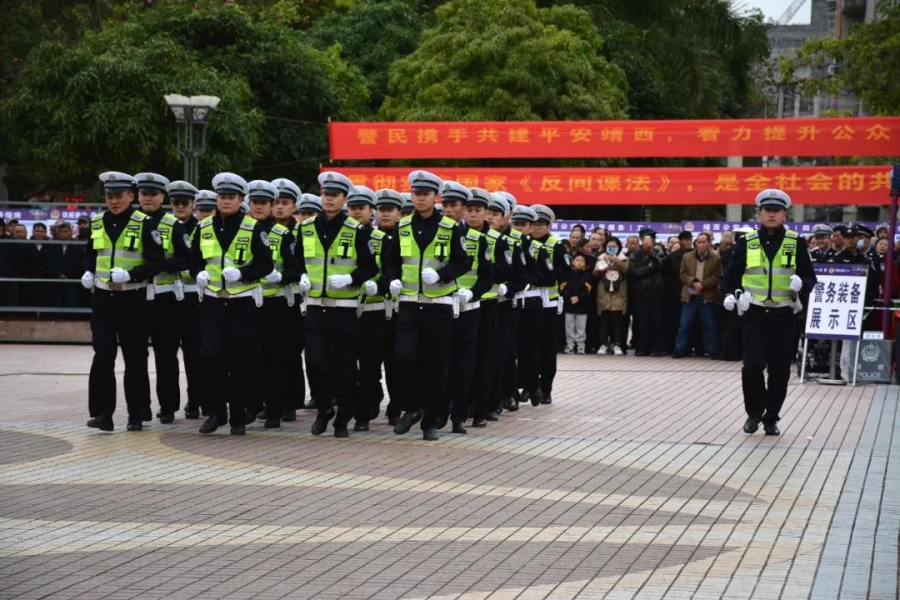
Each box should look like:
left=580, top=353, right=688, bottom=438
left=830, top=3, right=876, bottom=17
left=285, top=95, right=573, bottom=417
left=271, top=178, right=301, bottom=201
left=401, top=192, right=413, bottom=208
left=194, top=190, right=217, bottom=209
left=317, top=171, right=353, bottom=195
left=297, top=193, right=323, bottom=214
left=375, top=189, right=404, bottom=209
left=347, top=185, right=377, bottom=206
left=212, top=172, right=249, bottom=196
left=408, top=170, right=442, bottom=192
left=531, top=204, right=555, bottom=224
left=441, top=181, right=472, bottom=203
left=812, top=223, right=834, bottom=237
left=488, top=193, right=510, bottom=216
left=496, top=191, right=517, bottom=209
left=247, top=180, right=278, bottom=201
left=99, top=171, right=136, bottom=193
left=755, top=188, right=791, bottom=210
left=166, top=180, right=199, bottom=200
left=511, top=205, right=537, bottom=223
left=469, top=187, right=493, bottom=207
left=134, top=172, right=170, bottom=192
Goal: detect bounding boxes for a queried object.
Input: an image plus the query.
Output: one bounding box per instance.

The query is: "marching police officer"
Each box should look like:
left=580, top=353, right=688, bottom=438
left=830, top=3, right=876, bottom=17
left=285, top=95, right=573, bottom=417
left=400, top=193, right=414, bottom=218
left=167, top=180, right=203, bottom=419
left=373, top=189, right=404, bottom=425
left=189, top=173, right=274, bottom=435
left=135, top=172, right=190, bottom=424
left=295, top=193, right=322, bottom=412
left=296, top=171, right=378, bottom=437
left=722, top=189, right=816, bottom=436
left=195, top=191, right=217, bottom=220
left=245, top=180, right=297, bottom=428
left=384, top=170, right=470, bottom=441
left=84, top=172, right=165, bottom=432
left=439, top=182, right=493, bottom=433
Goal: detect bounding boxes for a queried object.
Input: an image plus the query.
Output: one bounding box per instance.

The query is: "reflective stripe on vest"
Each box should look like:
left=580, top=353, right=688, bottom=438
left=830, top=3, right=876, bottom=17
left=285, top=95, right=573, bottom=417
left=198, top=215, right=259, bottom=295
left=301, top=215, right=361, bottom=299
left=741, top=228, right=799, bottom=305
left=398, top=215, right=457, bottom=298
left=262, top=223, right=290, bottom=298
left=91, top=210, right=148, bottom=283
left=541, top=235, right=560, bottom=300
left=363, top=228, right=386, bottom=303
left=457, top=227, right=483, bottom=291
left=154, top=212, right=180, bottom=287
left=482, top=229, right=502, bottom=300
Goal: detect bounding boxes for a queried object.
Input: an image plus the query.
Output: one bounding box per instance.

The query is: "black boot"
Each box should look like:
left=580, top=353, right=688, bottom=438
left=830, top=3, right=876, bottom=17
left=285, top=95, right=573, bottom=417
left=87, top=415, right=114, bottom=431
left=282, top=408, right=297, bottom=422
left=311, top=409, right=335, bottom=435
left=199, top=414, right=223, bottom=434
left=394, top=410, right=422, bottom=435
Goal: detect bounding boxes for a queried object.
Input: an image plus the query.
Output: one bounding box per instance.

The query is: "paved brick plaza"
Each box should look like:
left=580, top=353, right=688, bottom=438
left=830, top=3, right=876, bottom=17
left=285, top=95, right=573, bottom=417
left=0, top=345, right=897, bottom=600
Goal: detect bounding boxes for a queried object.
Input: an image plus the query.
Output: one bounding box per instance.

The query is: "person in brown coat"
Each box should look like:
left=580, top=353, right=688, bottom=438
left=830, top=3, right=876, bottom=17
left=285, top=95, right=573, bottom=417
left=594, top=237, right=629, bottom=355
left=673, top=232, right=722, bottom=359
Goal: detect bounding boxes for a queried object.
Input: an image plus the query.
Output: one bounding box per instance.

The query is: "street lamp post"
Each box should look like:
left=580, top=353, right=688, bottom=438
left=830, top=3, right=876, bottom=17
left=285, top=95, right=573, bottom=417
left=164, top=94, right=220, bottom=187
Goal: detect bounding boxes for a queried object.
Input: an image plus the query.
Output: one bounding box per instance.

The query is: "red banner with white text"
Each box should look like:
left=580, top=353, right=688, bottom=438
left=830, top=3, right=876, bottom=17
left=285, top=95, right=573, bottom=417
left=331, top=166, right=892, bottom=205
left=329, top=117, right=900, bottom=160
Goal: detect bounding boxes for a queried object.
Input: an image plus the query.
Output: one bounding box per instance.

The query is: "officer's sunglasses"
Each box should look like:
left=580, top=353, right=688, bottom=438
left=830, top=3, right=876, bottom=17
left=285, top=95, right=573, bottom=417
left=170, top=198, right=192, bottom=207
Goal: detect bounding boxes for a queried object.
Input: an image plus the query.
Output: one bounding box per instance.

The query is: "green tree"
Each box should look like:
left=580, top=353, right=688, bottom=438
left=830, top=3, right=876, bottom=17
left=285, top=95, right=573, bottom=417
left=380, top=0, right=629, bottom=121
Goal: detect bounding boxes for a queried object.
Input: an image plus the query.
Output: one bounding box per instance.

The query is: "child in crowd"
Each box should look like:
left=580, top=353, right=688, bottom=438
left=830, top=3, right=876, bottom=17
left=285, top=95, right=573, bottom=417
left=595, top=238, right=629, bottom=355
left=561, top=254, right=592, bottom=354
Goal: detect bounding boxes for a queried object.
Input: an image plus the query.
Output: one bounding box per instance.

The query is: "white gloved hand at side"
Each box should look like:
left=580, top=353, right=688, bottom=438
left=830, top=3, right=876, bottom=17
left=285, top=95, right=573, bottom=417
left=196, top=271, right=210, bottom=288
left=457, top=288, right=473, bottom=304
left=265, top=270, right=282, bottom=284
left=723, top=294, right=736, bottom=311
left=80, top=271, right=94, bottom=289
left=222, top=266, right=242, bottom=283
left=498, top=283, right=508, bottom=298
left=328, top=273, right=353, bottom=289
left=363, top=280, right=378, bottom=296
left=389, top=279, right=402, bottom=296
left=110, top=267, right=130, bottom=283
left=789, top=274, right=803, bottom=292
left=737, top=291, right=751, bottom=314
left=298, top=273, right=311, bottom=294
left=421, top=268, right=440, bottom=285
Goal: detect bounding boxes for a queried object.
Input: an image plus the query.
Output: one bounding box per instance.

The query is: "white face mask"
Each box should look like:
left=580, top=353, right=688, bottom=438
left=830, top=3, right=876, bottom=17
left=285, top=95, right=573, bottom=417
left=857, top=239, right=866, bottom=250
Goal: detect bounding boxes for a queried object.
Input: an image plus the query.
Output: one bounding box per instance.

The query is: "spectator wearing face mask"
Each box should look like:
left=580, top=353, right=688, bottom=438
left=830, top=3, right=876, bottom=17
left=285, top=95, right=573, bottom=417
left=595, top=238, right=629, bottom=355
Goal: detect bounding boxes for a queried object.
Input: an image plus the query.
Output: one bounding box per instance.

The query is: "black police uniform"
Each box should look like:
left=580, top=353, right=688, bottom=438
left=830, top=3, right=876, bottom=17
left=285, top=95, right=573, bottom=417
left=532, top=232, right=570, bottom=404
left=177, top=214, right=203, bottom=418
left=283, top=218, right=307, bottom=421
left=721, top=226, right=816, bottom=428
left=496, top=228, right=529, bottom=413
left=517, top=235, right=551, bottom=405
left=86, top=207, right=165, bottom=428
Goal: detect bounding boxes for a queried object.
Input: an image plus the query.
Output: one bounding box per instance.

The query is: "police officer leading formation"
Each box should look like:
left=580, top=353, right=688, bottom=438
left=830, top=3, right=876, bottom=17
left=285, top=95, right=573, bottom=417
left=83, top=169, right=570, bottom=440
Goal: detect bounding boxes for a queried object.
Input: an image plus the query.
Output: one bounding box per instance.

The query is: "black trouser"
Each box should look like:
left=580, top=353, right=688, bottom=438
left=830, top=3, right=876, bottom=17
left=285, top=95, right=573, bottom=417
left=175, top=295, right=202, bottom=413
left=199, top=297, right=260, bottom=427
left=539, top=306, right=559, bottom=396
left=89, top=289, right=150, bottom=421
left=517, top=298, right=542, bottom=394
left=445, top=308, right=480, bottom=425
left=634, top=292, right=664, bottom=354
left=722, top=309, right=743, bottom=360
left=471, top=299, right=499, bottom=419
left=284, top=300, right=305, bottom=411
left=146, top=292, right=181, bottom=416
left=598, top=310, right=627, bottom=348
left=394, top=304, right=453, bottom=430
left=259, top=297, right=289, bottom=419
left=742, top=305, right=794, bottom=424
left=354, top=308, right=387, bottom=422
left=383, top=314, right=401, bottom=419
left=497, top=301, right=520, bottom=410
left=305, top=305, right=358, bottom=427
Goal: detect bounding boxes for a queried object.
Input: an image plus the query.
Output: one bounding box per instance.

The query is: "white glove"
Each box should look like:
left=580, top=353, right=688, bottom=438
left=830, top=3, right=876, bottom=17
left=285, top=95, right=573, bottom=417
left=196, top=270, right=210, bottom=288
left=737, top=291, right=751, bottom=314
left=498, top=283, right=508, bottom=298
left=421, top=268, right=440, bottom=285
left=80, top=271, right=94, bottom=290
left=265, top=270, right=282, bottom=284
left=110, top=267, right=130, bottom=283
left=724, top=294, right=736, bottom=311
left=328, top=273, right=354, bottom=289
left=298, top=273, right=311, bottom=294
left=363, top=280, right=378, bottom=296
left=457, top=288, right=473, bottom=304
left=789, top=274, right=803, bottom=292
left=222, top=266, right=242, bottom=283
left=389, top=279, right=402, bottom=296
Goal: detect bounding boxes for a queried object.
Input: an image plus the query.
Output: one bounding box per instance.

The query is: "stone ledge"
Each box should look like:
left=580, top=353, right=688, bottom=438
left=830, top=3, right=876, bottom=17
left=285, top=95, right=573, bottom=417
left=0, top=319, right=91, bottom=343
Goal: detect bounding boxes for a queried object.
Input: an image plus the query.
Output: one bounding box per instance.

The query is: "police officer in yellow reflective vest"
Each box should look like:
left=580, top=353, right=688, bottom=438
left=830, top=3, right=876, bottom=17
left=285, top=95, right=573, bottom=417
left=166, top=180, right=203, bottom=420
left=722, top=189, right=816, bottom=436
left=384, top=170, right=470, bottom=441
left=83, top=172, right=165, bottom=432
left=188, top=173, right=274, bottom=436
left=530, top=205, right=569, bottom=405
left=135, top=172, right=191, bottom=425
left=345, top=186, right=390, bottom=432
left=271, top=178, right=304, bottom=422
left=294, top=193, right=323, bottom=412
left=244, top=180, right=297, bottom=429
left=439, top=182, right=494, bottom=434
left=295, top=171, right=378, bottom=438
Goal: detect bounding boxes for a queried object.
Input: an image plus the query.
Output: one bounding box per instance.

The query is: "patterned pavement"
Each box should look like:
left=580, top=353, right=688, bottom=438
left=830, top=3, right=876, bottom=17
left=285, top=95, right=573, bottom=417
left=0, top=344, right=897, bottom=599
